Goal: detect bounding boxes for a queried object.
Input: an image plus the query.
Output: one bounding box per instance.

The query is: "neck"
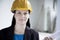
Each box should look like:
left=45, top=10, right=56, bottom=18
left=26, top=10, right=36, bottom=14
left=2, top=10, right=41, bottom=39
left=14, top=23, right=26, bottom=34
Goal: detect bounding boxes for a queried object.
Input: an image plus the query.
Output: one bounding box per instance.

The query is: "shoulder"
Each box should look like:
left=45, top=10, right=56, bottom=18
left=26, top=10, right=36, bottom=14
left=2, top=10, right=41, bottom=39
left=26, top=27, right=39, bottom=40
left=27, top=27, right=39, bottom=35
left=30, top=29, right=39, bottom=38
left=0, top=27, right=10, bottom=38
left=28, top=28, right=39, bottom=40
left=30, top=28, right=38, bottom=35
left=0, top=27, right=11, bottom=34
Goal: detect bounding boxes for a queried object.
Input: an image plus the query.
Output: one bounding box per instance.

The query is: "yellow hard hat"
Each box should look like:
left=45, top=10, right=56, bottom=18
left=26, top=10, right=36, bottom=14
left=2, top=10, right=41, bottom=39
left=11, top=0, right=32, bottom=13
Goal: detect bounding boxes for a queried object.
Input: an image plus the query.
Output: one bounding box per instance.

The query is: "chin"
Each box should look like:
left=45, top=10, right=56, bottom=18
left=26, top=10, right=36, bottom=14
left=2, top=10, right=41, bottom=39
left=18, top=21, right=26, bottom=25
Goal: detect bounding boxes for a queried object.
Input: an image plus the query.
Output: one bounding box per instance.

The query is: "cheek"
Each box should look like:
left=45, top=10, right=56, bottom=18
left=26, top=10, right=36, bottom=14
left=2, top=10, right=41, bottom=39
left=14, top=14, right=19, bottom=20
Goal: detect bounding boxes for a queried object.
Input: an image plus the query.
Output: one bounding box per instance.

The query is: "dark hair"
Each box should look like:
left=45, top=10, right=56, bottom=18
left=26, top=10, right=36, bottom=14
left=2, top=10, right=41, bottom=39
left=11, top=16, right=30, bottom=28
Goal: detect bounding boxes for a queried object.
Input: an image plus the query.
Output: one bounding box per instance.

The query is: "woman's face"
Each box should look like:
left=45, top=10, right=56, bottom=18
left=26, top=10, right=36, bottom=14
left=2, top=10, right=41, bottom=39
left=14, top=10, right=30, bottom=25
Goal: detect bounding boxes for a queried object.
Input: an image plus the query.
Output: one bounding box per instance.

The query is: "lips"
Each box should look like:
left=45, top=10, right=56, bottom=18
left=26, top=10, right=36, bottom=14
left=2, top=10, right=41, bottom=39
left=19, top=19, right=26, bottom=21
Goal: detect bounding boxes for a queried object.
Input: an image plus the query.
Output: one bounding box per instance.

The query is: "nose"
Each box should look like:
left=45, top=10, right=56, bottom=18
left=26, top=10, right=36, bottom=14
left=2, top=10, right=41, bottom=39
left=21, top=14, right=25, bottom=18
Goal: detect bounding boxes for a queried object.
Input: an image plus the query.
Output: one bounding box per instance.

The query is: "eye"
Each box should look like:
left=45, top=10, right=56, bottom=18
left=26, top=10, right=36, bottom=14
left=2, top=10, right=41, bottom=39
left=24, top=13, right=28, bottom=15
left=17, top=12, right=21, bottom=14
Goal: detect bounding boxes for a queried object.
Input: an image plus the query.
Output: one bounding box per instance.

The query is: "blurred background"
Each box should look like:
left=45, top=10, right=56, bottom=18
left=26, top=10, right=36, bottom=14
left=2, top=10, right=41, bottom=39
left=0, top=0, right=60, bottom=40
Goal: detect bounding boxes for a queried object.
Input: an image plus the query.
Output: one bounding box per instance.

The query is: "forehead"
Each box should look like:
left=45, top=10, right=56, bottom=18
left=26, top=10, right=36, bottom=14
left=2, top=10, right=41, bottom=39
left=16, top=10, right=28, bottom=13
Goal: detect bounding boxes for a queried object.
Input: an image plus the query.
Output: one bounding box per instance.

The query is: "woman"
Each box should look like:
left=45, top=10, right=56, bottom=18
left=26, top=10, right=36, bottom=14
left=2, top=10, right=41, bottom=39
left=0, top=0, right=39, bottom=40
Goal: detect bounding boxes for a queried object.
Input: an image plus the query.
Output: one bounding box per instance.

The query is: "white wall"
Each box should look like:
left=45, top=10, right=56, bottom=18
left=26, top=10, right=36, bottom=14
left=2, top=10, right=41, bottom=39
left=29, top=0, right=45, bottom=31
left=0, top=0, right=14, bottom=29
left=55, top=0, right=60, bottom=32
